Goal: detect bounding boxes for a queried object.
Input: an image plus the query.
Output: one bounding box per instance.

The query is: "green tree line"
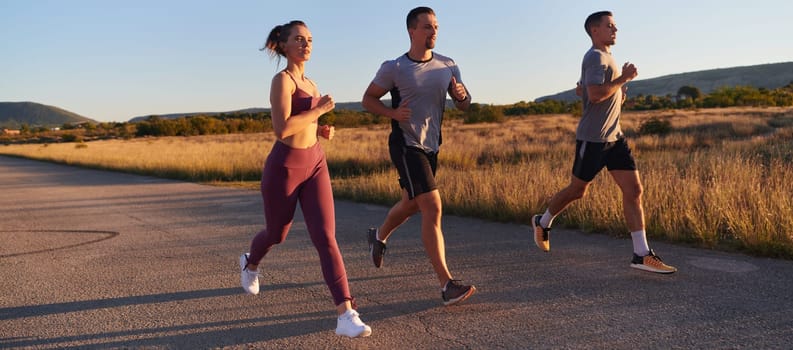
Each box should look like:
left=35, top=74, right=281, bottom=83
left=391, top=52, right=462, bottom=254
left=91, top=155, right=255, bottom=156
left=135, top=112, right=272, bottom=137
left=629, top=82, right=793, bottom=110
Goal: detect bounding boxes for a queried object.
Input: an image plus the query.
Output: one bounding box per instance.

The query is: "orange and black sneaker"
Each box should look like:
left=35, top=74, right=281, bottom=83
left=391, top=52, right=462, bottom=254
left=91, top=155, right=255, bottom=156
left=532, top=215, right=550, bottom=252
left=630, top=249, right=677, bottom=274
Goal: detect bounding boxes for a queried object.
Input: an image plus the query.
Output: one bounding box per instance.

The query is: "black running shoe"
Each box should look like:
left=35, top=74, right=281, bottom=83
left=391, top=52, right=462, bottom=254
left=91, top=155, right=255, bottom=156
left=441, top=279, right=476, bottom=306
left=368, top=227, right=386, bottom=268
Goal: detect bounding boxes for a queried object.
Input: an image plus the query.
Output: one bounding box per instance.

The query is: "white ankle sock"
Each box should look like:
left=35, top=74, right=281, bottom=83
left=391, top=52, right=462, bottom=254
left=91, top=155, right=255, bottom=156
left=376, top=228, right=386, bottom=244
left=631, top=230, right=650, bottom=256
left=540, top=209, right=555, bottom=228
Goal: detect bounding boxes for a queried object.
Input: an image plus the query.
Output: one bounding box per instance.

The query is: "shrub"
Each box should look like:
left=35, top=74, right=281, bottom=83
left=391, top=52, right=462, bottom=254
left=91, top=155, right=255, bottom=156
left=61, top=134, right=83, bottom=142
left=639, top=117, right=672, bottom=135
left=464, top=103, right=504, bottom=124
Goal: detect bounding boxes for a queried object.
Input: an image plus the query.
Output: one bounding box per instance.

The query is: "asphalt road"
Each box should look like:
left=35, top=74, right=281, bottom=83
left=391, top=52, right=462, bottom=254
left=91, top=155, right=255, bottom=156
left=1, top=155, right=792, bottom=349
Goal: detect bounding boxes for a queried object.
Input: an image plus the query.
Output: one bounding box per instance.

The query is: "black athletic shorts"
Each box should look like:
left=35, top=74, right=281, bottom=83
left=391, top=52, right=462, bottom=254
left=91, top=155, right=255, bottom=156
left=389, top=141, right=438, bottom=200
left=572, top=138, right=637, bottom=182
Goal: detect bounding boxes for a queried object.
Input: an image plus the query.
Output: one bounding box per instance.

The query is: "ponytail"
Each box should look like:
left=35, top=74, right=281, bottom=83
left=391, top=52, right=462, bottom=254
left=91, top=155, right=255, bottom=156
left=261, top=20, right=306, bottom=61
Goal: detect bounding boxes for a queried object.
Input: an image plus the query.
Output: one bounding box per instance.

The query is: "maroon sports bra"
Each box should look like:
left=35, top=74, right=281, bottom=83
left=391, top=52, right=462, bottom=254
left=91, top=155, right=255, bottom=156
left=285, top=70, right=320, bottom=116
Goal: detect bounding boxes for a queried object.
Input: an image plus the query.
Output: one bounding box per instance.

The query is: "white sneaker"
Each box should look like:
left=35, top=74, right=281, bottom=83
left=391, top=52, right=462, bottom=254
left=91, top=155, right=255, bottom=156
left=239, top=253, right=259, bottom=295
left=335, top=309, right=372, bottom=338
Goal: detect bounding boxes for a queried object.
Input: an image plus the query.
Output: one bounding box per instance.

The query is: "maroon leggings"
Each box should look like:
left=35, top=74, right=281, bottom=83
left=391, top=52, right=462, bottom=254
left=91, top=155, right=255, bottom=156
left=248, top=141, right=351, bottom=306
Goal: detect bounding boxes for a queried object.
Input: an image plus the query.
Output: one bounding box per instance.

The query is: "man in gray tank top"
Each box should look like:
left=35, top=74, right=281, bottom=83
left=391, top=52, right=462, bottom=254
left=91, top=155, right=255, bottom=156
left=530, top=11, right=677, bottom=274
left=361, top=6, right=477, bottom=306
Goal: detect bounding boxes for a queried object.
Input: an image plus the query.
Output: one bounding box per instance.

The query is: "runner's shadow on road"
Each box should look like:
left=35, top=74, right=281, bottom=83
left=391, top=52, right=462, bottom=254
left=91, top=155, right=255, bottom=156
left=0, top=286, right=335, bottom=348
left=0, top=310, right=334, bottom=349
left=0, top=284, right=433, bottom=348
left=356, top=298, right=438, bottom=321
left=1, top=272, right=434, bottom=321
left=0, top=287, right=242, bottom=321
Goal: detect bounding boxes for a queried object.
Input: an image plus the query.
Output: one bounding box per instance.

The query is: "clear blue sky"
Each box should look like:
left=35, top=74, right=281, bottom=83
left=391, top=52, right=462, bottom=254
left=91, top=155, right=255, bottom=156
left=2, top=0, right=791, bottom=122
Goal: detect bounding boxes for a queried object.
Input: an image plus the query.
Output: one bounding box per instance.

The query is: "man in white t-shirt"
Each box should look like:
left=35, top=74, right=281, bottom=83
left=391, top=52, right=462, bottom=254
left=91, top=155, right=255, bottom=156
left=361, top=6, right=477, bottom=306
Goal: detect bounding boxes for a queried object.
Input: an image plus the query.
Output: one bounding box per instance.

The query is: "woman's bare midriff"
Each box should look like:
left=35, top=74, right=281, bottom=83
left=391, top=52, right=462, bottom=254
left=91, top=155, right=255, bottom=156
left=278, top=123, right=319, bottom=149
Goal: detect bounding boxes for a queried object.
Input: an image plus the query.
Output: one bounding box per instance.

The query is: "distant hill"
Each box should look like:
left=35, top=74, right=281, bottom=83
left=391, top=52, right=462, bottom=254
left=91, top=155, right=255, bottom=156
left=536, top=61, right=793, bottom=102
left=0, top=102, right=95, bottom=129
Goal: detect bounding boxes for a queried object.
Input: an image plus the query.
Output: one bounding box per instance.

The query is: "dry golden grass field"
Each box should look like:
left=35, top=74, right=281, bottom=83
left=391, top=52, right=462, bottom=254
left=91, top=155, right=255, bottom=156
left=3, top=107, right=793, bottom=258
